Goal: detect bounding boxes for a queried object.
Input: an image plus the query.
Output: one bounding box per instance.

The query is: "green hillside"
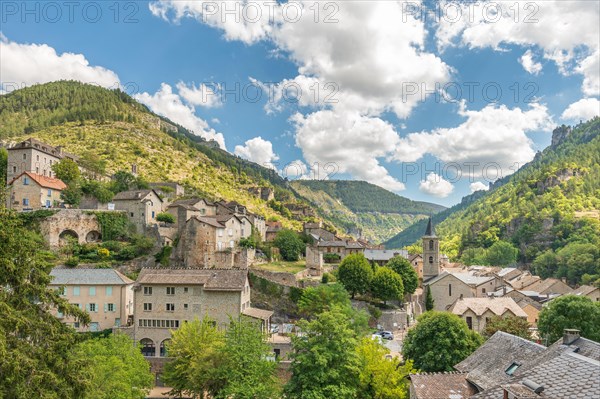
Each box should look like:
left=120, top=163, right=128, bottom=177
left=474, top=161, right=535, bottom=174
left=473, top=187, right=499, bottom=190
left=291, top=180, right=444, bottom=243
left=396, top=118, right=600, bottom=285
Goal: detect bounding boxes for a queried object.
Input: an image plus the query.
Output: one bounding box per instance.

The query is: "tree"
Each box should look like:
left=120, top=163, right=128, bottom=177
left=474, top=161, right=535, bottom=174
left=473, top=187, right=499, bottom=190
left=402, top=311, right=483, bottom=372
left=483, top=315, right=532, bottom=340
left=156, top=212, right=175, bottom=224
left=297, top=283, right=351, bottom=318
left=285, top=307, right=361, bottom=399
left=387, top=256, right=418, bottom=295
left=461, top=247, right=488, bottom=266
left=110, top=171, right=148, bottom=193
left=0, top=147, right=7, bottom=185
left=538, top=295, right=600, bottom=344
left=162, top=317, right=226, bottom=397
left=212, top=318, right=280, bottom=399
left=52, top=158, right=81, bottom=184
left=337, top=254, right=373, bottom=298
left=71, top=334, right=153, bottom=399
left=356, top=338, right=415, bottom=399
left=485, top=241, right=519, bottom=266
left=425, top=285, right=434, bottom=311
left=0, top=206, right=90, bottom=398
left=370, top=267, right=404, bottom=305
left=273, top=229, right=304, bottom=261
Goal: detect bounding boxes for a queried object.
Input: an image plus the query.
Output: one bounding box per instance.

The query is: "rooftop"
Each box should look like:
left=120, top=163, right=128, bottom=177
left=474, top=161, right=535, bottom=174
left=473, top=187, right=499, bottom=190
left=136, top=268, right=247, bottom=291
left=572, top=284, right=599, bottom=296
left=424, top=216, right=436, bottom=237
left=425, top=271, right=495, bottom=287
left=448, top=297, right=528, bottom=318
left=410, top=372, right=477, bottom=399
left=50, top=268, right=134, bottom=286
left=242, top=307, right=274, bottom=320
left=113, top=189, right=162, bottom=202
left=364, top=249, right=408, bottom=261
left=8, top=171, right=67, bottom=191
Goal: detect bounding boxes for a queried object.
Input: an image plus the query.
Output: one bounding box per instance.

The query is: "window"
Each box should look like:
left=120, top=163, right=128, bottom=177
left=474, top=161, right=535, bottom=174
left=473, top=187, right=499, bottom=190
left=23, top=177, right=29, bottom=185
left=184, top=287, right=188, bottom=293
left=105, top=286, right=113, bottom=296
left=36, top=167, right=39, bottom=174
left=166, top=287, right=175, bottom=295
left=218, top=229, right=224, bottom=237
left=47, top=189, right=52, bottom=197
left=23, top=153, right=26, bottom=160
left=88, top=303, right=97, bottom=312
left=89, top=286, right=96, bottom=296
left=152, top=211, right=155, bottom=218
left=57, top=286, right=66, bottom=296
left=12, top=166, right=16, bottom=173
left=482, top=288, right=486, bottom=294
left=107, top=303, right=115, bottom=312
left=449, top=284, right=452, bottom=297
left=74, top=322, right=80, bottom=329
left=130, top=212, right=134, bottom=217
left=144, top=287, right=153, bottom=296
left=184, top=304, right=188, bottom=310
left=505, top=363, right=520, bottom=376
left=37, top=155, right=39, bottom=161
left=429, top=256, right=434, bottom=264
left=166, top=303, right=175, bottom=312
left=429, top=240, right=434, bottom=250
left=22, top=198, right=29, bottom=206
left=466, top=316, right=473, bottom=330
left=144, top=303, right=152, bottom=311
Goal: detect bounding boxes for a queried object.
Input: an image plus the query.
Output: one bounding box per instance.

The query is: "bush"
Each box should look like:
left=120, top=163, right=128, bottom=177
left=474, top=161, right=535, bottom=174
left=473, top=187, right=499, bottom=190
left=274, top=230, right=304, bottom=261
left=97, top=248, right=110, bottom=258
left=156, top=212, right=176, bottom=224
left=323, top=253, right=341, bottom=263
left=101, top=241, right=123, bottom=252
left=116, top=246, right=137, bottom=261
left=65, top=257, right=79, bottom=268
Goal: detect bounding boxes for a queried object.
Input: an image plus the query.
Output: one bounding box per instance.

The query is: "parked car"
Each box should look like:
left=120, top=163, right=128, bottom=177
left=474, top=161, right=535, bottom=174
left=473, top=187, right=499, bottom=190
left=378, top=331, right=394, bottom=340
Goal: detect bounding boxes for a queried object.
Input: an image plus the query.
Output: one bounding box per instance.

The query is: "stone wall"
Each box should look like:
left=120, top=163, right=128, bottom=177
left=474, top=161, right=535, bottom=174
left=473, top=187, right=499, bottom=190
left=305, top=245, right=324, bottom=276
left=39, top=209, right=109, bottom=248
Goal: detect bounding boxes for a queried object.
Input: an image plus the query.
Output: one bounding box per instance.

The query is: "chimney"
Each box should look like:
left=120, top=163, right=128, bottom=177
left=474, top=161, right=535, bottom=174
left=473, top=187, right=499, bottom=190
left=522, top=379, right=544, bottom=394
left=563, top=329, right=580, bottom=345
left=502, top=285, right=507, bottom=296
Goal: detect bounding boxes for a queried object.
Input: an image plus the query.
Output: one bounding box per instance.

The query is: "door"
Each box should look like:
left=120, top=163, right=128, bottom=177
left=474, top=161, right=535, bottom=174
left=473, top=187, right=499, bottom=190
left=46, top=200, right=51, bottom=208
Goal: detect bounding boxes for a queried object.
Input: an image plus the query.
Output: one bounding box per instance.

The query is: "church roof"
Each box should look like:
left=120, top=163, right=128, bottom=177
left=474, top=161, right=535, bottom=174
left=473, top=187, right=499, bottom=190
left=424, top=217, right=436, bottom=236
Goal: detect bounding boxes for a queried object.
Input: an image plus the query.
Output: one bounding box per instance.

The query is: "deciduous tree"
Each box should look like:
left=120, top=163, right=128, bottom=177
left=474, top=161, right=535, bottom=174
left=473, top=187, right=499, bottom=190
left=387, top=256, right=418, bottom=295
left=370, top=267, right=404, bottom=305
left=538, top=295, right=600, bottom=344
left=297, top=283, right=351, bottom=318
left=483, top=315, right=532, bottom=340
left=337, top=254, right=373, bottom=298
left=52, top=158, right=81, bottom=184
left=274, top=229, right=304, bottom=261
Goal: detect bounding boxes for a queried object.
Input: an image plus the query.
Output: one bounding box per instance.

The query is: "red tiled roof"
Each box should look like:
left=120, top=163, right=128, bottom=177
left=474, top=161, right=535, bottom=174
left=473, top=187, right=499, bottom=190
left=8, top=172, right=67, bottom=190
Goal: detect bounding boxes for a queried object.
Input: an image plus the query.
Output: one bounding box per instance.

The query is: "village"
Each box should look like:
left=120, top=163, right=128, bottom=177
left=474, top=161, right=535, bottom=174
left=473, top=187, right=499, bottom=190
left=3, top=137, right=600, bottom=399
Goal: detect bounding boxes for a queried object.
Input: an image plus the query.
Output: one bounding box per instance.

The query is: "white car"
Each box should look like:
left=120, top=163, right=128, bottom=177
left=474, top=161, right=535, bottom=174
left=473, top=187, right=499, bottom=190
left=377, top=331, right=394, bottom=340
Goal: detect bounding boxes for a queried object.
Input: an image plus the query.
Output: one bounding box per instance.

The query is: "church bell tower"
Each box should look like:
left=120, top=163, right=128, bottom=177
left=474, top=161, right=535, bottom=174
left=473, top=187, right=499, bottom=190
left=422, top=217, right=440, bottom=281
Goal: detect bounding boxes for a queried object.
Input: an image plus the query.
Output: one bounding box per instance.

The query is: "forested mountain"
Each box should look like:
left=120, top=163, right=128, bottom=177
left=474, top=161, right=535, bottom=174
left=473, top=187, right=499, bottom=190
left=0, top=81, right=437, bottom=241
left=291, top=180, right=444, bottom=243
left=390, top=118, right=600, bottom=285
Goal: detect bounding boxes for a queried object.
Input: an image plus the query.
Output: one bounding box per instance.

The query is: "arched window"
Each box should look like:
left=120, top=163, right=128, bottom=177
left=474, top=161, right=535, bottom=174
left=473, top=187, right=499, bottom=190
left=429, top=240, right=434, bottom=251
left=429, top=256, right=433, bottom=264
left=140, top=338, right=155, bottom=357
left=160, top=339, right=171, bottom=357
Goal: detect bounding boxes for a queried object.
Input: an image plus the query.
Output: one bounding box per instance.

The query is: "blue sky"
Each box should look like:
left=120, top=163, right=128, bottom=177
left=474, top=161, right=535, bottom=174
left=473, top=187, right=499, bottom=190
left=1, top=1, right=599, bottom=206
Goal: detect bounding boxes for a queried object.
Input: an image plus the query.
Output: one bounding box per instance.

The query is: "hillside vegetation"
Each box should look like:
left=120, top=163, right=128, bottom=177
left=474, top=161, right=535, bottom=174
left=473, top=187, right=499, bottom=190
left=291, top=180, right=444, bottom=242
left=403, top=119, right=600, bottom=285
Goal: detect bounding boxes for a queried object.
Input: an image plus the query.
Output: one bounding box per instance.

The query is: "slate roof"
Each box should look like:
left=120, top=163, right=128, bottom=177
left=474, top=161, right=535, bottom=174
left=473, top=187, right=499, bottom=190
left=508, top=273, right=540, bottom=290
left=522, top=278, right=572, bottom=295
left=471, top=351, right=600, bottom=399
left=448, top=297, right=528, bottom=318
left=546, top=336, right=600, bottom=362
left=497, top=267, right=520, bottom=278
left=455, top=331, right=546, bottom=391
left=193, top=216, right=225, bottom=228
left=410, top=372, right=477, bottom=399
left=242, top=307, right=274, bottom=320
left=113, top=189, right=162, bottom=202
left=50, top=268, right=134, bottom=285
left=317, top=240, right=347, bottom=247
left=167, top=203, right=199, bottom=211
left=8, top=171, right=67, bottom=190
left=136, top=268, right=247, bottom=291
left=572, top=284, right=598, bottom=296
left=425, top=271, right=494, bottom=287
left=364, top=249, right=408, bottom=261
left=424, top=216, right=436, bottom=236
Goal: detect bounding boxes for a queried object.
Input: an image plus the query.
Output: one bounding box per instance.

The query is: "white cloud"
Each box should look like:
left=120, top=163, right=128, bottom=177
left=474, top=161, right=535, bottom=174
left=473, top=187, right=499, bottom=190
left=419, top=173, right=454, bottom=198
left=0, top=36, right=120, bottom=90
left=292, top=110, right=405, bottom=192
left=234, top=136, right=279, bottom=170
left=282, top=159, right=310, bottom=180
left=176, top=82, right=222, bottom=108
left=134, top=83, right=226, bottom=149
left=435, top=0, right=599, bottom=96
left=519, top=50, right=542, bottom=75
left=561, top=98, right=600, bottom=121
left=395, top=103, right=554, bottom=179
left=470, top=181, right=489, bottom=193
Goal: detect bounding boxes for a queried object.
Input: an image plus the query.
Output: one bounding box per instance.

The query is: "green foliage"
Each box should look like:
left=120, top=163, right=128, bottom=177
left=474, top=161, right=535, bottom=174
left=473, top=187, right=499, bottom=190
left=402, top=311, right=483, bottom=372
left=461, top=247, right=489, bottom=266
left=61, top=183, right=83, bottom=206
left=323, top=253, right=341, bottom=263
left=0, top=147, right=7, bottom=184
left=297, top=283, right=351, bottom=318
left=91, top=212, right=130, bottom=241
left=154, top=245, right=172, bottom=266
left=483, top=316, right=532, bottom=340
left=425, top=285, right=434, bottom=311
left=71, top=334, right=153, bottom=399
left=485, top=241, right=519, bottom=266
left=81, top=180, right=114, bottom=203
left=18, top=209, right=58, bottom=229
left=337, top=254, right=373, bottom=298
left=321, top=272, right=335, bottom=283
left=110, top=171, right=149, bottom=193
left=156, top=212, right=176, bottom=224
left=0, top=206, right=90, bottom=398
left=273, top=229, right=304, bottom=261
left=387, top=256, right=418, bottom=295
left=370, top=267, right=404, bottom=305
left=285, top=307, right=361, bottom=399
left=537, top=295, right=600, bottom=344
left=163, top=317, right=279, bottom=399
left=52, top=158, right=80, bottom=184
left=356, top=338, right=415, bottom=399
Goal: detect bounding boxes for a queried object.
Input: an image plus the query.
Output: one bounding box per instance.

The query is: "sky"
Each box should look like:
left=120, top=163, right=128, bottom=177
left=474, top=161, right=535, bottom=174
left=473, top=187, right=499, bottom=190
left=1, top=0, right=599, bottom=207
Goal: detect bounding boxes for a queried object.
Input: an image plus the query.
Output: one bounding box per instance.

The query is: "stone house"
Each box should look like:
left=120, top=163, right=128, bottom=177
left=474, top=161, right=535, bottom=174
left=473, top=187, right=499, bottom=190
left=266, top=221, right=283, bottom=241
left=49, top=268, right=134, bottom=332
left=520, top=278, right=572, bottom=296
left=5, top=138, right=79, bottom=183
left=424, top=272, right=498, bottom=311
left=122, top=268, right=272, bottom=358
left=512, top=296, right=542, bottom=326
left=448, top=297, right=528, bottom=333
left=247, top=213, right=267, bottom=241
left=149, top=182, right=184, bottom=203
left=507, top=272, right=541, bottom=290
left=495, top=267, right=523, bottom=282
left=112, top=189, right=164, bottom=233
left=408, top=254, right=423, bottom=279
left=572, top=284, right=600, bottom=302
left=6, top=171, right=66, bottom=211
left=364, top=249, right=408, bottom=266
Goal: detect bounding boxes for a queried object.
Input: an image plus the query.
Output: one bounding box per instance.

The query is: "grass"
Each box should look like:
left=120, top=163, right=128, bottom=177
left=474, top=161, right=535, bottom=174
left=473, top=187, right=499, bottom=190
left=253, top=260, right=306, bottom=274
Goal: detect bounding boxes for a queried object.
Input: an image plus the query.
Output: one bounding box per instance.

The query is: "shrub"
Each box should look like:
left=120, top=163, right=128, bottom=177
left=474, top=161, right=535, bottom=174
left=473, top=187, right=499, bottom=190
left=156, top=212, right=176, bottom=224
left=97, top=248, right=110, bottom=258
left=323, top=253, right=341, bottom=263
left=65, top=257, right=79, bottom=268
left=101, top=241, right=123, bottom=252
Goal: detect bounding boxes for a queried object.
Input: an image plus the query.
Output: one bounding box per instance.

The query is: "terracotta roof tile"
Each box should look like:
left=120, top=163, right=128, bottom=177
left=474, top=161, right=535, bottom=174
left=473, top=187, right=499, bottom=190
left=8, top=172, right=67, bottom=190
